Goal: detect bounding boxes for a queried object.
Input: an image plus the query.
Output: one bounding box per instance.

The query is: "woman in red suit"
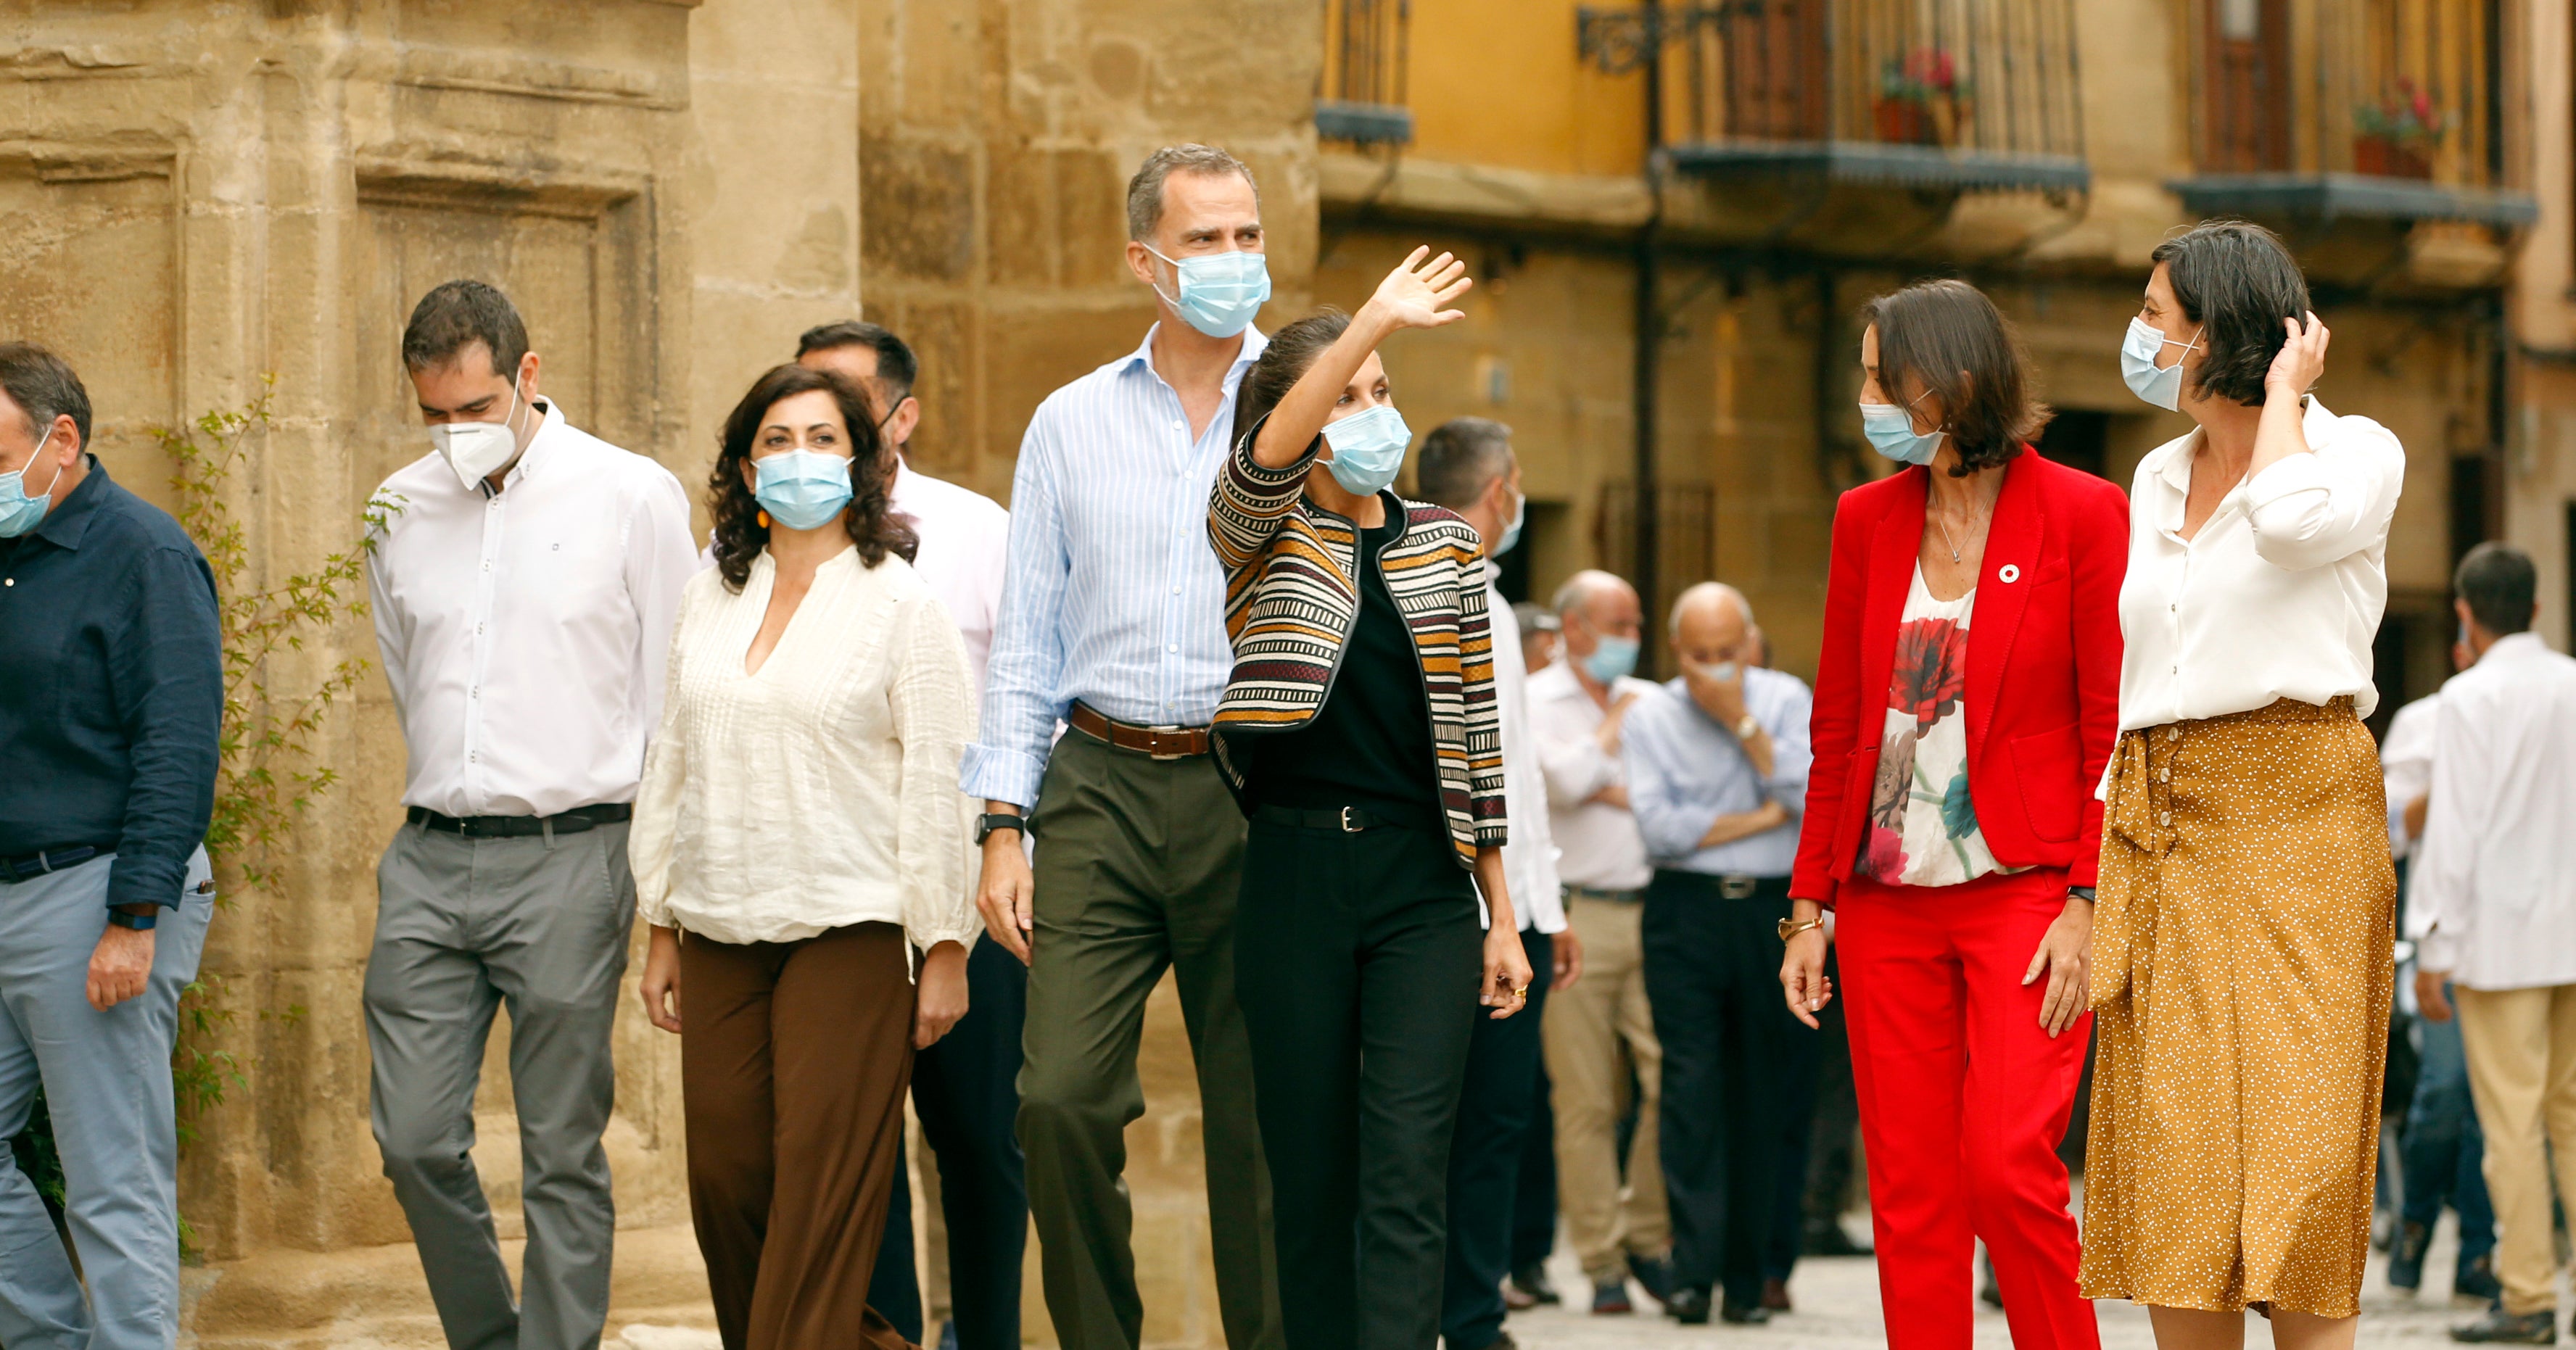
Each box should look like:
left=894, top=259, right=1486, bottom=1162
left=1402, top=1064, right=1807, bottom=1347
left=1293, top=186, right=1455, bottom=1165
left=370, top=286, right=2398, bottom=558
left=1778, top=278, right=2126, bottom=1350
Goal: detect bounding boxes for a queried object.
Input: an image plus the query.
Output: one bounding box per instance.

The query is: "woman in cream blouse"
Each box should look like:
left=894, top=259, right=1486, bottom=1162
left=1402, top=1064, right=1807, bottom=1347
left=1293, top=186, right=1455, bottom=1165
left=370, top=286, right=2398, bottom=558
left=2080, top=220, right=2403, bottom=1349
left=628, top=363, right=978, bottom=1350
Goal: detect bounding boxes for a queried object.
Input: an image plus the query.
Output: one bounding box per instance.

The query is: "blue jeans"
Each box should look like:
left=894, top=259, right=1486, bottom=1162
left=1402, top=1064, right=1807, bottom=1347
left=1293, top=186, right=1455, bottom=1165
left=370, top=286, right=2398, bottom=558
left=0, top=849, right=213, bottom=1350
left=2400, top=991, right=2497, bottom=1267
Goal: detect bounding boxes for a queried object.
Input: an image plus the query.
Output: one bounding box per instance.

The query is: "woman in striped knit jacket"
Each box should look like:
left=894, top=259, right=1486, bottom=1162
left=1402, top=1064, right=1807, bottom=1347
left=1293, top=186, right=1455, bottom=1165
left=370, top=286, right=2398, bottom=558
left=1205, top=247, right=1535, bottom=1350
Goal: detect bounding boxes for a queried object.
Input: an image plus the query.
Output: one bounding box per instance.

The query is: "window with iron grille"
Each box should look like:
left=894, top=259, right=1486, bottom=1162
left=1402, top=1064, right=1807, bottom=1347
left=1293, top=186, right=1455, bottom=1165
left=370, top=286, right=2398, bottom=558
left=1318, top=0, right=1414, bottom=146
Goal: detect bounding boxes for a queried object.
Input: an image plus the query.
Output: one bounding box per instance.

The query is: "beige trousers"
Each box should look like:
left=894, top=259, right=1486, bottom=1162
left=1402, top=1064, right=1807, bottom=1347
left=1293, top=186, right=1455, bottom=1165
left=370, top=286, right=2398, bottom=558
left=2456, top=982, right=2576, bottom=1316
left=1541, top=891, right=1671, bottom=1283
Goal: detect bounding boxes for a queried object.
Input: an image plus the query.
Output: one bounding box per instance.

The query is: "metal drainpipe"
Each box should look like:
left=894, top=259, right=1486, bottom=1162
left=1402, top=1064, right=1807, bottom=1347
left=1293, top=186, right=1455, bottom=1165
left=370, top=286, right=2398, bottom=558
left=1632, top=0, right=1666, bottom=661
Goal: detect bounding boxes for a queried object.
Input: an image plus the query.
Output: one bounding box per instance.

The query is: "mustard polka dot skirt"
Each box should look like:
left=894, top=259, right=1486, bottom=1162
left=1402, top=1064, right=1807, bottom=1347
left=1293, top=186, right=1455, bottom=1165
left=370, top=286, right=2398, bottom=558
left=2080, top=697, right=2395, bottom=1319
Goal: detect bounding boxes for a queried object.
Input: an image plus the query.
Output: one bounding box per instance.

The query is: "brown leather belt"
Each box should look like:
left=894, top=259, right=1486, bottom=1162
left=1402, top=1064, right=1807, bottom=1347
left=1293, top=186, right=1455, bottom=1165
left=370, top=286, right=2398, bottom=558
left=1068, top=701, right=1212, bottom=759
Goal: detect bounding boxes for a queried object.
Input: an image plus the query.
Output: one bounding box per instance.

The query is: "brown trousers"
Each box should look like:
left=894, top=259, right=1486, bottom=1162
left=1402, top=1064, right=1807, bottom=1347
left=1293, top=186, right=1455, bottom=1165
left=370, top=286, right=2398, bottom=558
left=682, top=922, right=917, bottom=1350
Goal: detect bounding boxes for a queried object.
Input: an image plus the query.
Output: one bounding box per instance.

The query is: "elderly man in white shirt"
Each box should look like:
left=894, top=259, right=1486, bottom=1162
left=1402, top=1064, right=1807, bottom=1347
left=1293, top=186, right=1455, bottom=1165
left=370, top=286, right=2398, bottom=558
left=2411, top=542, right=2576, bottom=1343
left=1529, top=568, right=1676, bottom=1314
left=794, top=321, right=1025, bottom=1350
left=1412, top=419, right=1576, bottom=1350
left=365, top=281, right=695, bottom=1350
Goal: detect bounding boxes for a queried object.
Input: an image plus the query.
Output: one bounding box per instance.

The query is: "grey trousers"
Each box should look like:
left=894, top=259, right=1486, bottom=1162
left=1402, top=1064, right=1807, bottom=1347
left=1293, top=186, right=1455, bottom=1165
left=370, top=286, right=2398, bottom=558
left=0, top=847, right=213, bottom=1350
left=366, top=820, right=634, bottom=1350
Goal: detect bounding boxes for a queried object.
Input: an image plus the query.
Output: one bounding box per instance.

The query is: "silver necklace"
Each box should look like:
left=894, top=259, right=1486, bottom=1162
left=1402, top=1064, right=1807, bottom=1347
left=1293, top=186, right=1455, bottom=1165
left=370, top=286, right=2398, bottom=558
left=1930, top=495, right=1990, bottom=566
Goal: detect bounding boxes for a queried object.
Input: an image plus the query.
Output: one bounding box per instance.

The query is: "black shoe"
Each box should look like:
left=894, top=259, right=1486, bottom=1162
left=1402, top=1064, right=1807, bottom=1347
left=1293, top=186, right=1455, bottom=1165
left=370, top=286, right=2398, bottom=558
left=1721, top=1298, right=1773, bottom=1325
left=1804, top=1219, right=1873, bottom=1257
left=2390, top=1219, right=2432, bottom=1292
left=1626, top=1252, right=1675, bottom=1306
left=1506, top=1261, right=1560, bottom=1307
left=1665, top=1286, right=1713, bottom=1325
left=2455, top=1254, right=2503, bottom=1304
left=1590, top=1280, right=1635, bottom=1314
left=1465, top=1334, right=1519, bottom=1350
left=1762, top=1277, right=1792, bottom=1312
left=2451, top=1307, right=2559, bottom=1344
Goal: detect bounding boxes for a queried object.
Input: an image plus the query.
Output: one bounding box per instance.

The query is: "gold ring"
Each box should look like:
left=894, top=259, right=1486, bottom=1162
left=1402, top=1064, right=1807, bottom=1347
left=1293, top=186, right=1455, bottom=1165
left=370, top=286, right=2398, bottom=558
left=1514, top=985, right=1530, bottom=998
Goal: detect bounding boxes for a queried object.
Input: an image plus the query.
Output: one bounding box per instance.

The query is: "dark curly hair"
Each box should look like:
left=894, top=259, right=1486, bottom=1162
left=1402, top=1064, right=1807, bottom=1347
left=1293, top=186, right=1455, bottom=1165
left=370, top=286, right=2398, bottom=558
left=709, top=363, right=917, bottom=592
left=2150, top=220, right=2312, bottom=407
left=1865, top=278, right=2049, bottom=477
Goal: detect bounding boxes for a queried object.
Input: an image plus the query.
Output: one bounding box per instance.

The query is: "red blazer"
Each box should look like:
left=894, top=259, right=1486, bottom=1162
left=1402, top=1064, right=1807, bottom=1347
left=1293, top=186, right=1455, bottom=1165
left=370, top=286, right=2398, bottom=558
left=1791, top=448, right=2128, bottom=906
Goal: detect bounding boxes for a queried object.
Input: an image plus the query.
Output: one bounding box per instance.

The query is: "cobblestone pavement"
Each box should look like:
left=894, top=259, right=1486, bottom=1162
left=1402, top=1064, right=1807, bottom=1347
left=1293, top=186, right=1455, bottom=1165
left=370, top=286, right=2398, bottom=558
left=1495, top=1214, right=2543, bottom=1349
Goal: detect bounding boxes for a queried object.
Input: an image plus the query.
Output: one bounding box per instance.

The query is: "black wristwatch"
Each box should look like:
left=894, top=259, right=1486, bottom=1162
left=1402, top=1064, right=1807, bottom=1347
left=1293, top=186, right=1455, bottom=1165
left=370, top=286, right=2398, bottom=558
left=975, top=812, right=1025, bottom=846
left=107, top=907, right=160, bottom=932
left=2067, top=886, right=2097, bottom=903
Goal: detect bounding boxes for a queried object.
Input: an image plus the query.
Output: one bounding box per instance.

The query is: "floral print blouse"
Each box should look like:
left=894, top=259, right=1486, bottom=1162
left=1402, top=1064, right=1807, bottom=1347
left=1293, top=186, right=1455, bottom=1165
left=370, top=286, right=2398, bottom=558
left=1860, top=566, right=2023, bottom=887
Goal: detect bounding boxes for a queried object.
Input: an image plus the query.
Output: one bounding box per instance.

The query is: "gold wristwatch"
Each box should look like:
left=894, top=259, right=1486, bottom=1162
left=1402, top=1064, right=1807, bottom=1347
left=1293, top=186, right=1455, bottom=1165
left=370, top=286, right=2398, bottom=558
left=1778, top=916, right=1825, bottom=942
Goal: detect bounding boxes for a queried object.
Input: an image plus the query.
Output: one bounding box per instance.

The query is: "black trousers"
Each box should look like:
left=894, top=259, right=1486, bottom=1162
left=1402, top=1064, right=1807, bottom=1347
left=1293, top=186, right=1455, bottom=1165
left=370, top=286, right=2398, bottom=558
left=1237, top=816, right=1482, bottom=1350
left=1510, top=1056, right=1558, bottom=1272
left=867, top=935, right=1031, bottom=1349
left=1641, top=871, right=1805, bottom=1309
left=1440, top=926, right=1555, bottom=1349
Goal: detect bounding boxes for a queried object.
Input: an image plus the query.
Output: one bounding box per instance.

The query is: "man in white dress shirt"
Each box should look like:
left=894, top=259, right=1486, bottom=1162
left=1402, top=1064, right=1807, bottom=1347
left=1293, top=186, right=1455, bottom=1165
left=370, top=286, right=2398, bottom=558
left=2411, top=542, right=2576, bottom=1344
left=1529, top=569, right=1677, bottom=1314
left=796, top=321, right=1025, bottom=1350
left=364, top=281, right=695, bottom=1350
left=1414, top=420, right=1577, bottom=1350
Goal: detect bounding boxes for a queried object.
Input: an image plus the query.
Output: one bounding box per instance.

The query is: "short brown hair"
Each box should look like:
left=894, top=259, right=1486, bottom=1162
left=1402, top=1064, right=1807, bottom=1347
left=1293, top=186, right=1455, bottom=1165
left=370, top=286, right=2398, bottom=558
left=402, top=279, right=528, bottom=375
left=0, top=342, right=91, bottom=451
left=2150, top=220, right=2312, bottom=407
left=1865, top=278, right=2048, bottom=476
left=1126, top=144, right=1260, bottom=241
left=707, top=364, right=917, bottom=592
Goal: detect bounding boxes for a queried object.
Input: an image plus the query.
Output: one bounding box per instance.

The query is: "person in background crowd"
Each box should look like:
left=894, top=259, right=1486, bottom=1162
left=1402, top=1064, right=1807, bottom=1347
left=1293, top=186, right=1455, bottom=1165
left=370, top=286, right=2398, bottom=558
left=1780, top=278, right=2123, bottom=1350
left=0, top=344, right=221, bottom=1350
left=632, top=363, right=975, bottom=1350
left=1208, top=255, right=1535, bottom=1350
left=1531, top=569, right=1676, bottom=1315
left=2081, top=220, right=2403, bottom=1347
left=2377, top=638, right=2500, bottom=1306
left=365, top=281, right=695, bottom=1350
left=2413, top=542, right=2576, bottom=1346
left=964, top=144, right=1283, bottom=1350
left=796, top=321, right=1025, bottom=1350
left=1514, top=600, right=1561, bottom=674
left=1624, top=581, right=1814, bottom=1325
left=1416, top=416, right=1579, bottom=1350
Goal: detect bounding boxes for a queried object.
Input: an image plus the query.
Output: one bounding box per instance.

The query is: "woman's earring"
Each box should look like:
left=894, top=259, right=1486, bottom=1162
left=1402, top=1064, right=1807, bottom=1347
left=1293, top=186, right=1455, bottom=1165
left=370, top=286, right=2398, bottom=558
left=756, top=509, right=771, bottom=529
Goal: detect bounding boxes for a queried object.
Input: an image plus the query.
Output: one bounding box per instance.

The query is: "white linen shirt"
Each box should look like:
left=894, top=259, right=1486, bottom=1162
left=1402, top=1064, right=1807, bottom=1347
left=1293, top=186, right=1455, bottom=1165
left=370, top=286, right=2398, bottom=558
left=2379, top=691, right=2440, bottom=858
left=1488, top=584, right=1566, bottom=935
left=2114, top=398, right=2403, bottom=732
left=628, top=548, right=979, bottom=951
left=2409, top=633, right=2576, bottom=990
left=893, top=460, right=1009, bottom=695
left=1527, top=660, right=1658, bottom=892
left=368, top=400, right=695, bottom=817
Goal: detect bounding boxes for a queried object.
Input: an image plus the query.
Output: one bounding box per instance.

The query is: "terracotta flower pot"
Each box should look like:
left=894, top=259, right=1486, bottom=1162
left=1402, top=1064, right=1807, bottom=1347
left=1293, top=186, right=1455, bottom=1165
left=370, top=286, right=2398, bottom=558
left=1874, top=98, right=1935, bottom=146
left=2355, top=134, right=2433, bottom=180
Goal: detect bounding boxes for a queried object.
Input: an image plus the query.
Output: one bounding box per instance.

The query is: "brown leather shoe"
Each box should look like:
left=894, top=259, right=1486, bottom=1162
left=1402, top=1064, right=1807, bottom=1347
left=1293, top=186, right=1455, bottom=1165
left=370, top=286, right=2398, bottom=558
left=1762, top=1277, right=1792, bottom=1312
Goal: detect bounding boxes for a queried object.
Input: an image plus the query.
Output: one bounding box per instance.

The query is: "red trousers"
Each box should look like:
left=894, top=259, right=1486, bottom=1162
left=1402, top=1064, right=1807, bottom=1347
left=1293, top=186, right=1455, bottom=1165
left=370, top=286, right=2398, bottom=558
left=1838, top=868, right=2097, bottom=1350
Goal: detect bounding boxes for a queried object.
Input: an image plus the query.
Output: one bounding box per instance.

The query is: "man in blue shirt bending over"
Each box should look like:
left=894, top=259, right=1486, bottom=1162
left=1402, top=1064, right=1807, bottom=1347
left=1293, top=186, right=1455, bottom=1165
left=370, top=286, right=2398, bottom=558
left=0, top=341, right=223, bottom=1350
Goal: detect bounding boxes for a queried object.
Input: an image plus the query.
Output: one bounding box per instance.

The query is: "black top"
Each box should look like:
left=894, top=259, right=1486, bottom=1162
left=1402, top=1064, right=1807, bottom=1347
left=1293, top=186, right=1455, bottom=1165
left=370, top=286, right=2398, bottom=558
left=1244, top=516, right=1444, bottom=824
left=0, top=457, right=222, bottom=908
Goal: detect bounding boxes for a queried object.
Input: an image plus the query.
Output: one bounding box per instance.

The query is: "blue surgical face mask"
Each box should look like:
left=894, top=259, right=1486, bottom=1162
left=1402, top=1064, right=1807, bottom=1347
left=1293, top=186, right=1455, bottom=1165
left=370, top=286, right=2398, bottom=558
left=1145, top=244, right=1272, bottom=339
left=1582, top=634, right=1640, bottom=684
left=1495, top=486, right=1525, bottom=557
left=1321, top=404, right=1411, bottom=496
left=1859, top=399, right=1944, bottom=466
left=753, top=450, right=855, bottom=531
left=0, top=431, right=64, bottom=539
left=2121, top=316, right=2203, bottom=412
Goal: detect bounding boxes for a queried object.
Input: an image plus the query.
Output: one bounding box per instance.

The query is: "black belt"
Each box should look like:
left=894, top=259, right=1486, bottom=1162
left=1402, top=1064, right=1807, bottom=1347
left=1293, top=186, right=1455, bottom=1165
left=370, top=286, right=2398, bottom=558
left=0, top=845, right=108, bottom=884
left=407, top=803, right=632, bottom=838
left=1254, top=804, right=1434, bottom=835
left=1658, top=869, right=1783, bottom=900
left=1566, top=885, right=1644, bottom=903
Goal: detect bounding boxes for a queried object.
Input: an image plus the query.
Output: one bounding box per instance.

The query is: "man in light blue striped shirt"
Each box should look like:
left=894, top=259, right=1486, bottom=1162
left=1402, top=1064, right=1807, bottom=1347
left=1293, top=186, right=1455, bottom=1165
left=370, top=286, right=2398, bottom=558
left=962, top=144, right=1283, bottom=1350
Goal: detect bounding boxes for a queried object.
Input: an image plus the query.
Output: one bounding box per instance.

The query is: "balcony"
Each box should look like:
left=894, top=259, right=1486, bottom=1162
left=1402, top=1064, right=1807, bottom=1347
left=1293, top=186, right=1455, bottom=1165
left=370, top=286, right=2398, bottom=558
left=1318, top=0, right=1414, bottom=147
left=2170, top=0, right=2535, bottom=229
left=1579, top=0, right=2091, bottom=196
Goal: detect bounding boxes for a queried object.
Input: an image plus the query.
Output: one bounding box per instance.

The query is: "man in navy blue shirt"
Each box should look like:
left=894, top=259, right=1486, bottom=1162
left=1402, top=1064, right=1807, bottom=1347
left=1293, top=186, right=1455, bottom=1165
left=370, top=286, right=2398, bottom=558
left=0, top=342, right=223, bottom=1350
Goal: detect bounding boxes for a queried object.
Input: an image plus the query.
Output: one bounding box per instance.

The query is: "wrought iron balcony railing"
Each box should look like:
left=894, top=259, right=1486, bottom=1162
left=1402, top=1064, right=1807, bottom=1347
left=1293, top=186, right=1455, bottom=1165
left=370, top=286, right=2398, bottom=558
left=1318, top=0, right=1415, bottom=146
left=1578, top=0, right=2089, bottom=194
left=2174, top=0, right=2533, bottom=225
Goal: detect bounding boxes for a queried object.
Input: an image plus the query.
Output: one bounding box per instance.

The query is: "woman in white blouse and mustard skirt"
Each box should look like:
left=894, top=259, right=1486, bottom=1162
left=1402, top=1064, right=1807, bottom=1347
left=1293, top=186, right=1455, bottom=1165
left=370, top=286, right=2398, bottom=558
left=629, top=363, right=979, bottom=1350
left=2081, top=221, right=2404, bottom=1349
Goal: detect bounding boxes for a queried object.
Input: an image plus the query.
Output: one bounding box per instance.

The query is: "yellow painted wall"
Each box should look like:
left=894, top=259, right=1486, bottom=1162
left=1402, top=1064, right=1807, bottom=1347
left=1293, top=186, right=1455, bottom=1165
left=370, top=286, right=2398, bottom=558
left=1398, top=0, right=1650, bottom=177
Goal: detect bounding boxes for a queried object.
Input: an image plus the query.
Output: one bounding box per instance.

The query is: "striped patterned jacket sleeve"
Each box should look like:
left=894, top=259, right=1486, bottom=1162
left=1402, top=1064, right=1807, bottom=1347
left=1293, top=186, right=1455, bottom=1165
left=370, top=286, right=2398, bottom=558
left=1456, top=552, right=1510, bottom=845
left=1208, top=417, right=1321, bottom=581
